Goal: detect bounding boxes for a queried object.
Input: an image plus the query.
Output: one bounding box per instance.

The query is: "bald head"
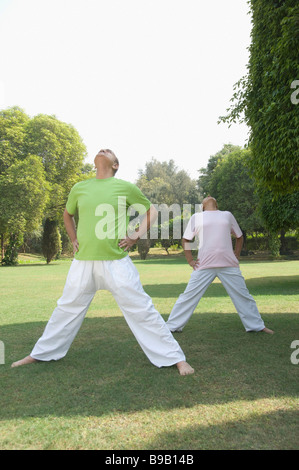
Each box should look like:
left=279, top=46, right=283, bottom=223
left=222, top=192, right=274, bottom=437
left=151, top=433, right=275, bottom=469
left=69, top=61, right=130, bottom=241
left=202, top=196, right=218, bottom=211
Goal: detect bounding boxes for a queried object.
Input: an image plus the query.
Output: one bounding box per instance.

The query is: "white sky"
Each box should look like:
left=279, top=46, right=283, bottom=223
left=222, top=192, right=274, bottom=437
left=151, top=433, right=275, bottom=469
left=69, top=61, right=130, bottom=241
left=0, top=0, right=252, bottom=183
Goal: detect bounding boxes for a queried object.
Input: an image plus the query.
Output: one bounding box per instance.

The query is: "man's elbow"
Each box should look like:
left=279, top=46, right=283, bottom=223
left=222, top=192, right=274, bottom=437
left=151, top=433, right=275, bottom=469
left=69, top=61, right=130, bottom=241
left=149, top=205, right=158, bottom=222
left=182, top=237, right=193, bottom=248
left=64, top=208, right=73, bottom=220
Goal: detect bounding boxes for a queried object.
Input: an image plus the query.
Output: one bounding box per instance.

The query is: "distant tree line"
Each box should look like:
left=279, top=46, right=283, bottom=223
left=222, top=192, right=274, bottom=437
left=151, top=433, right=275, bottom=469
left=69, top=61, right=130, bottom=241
left=1, top=109, right=298, bottom=264
left=1, top=2, right=298, bottom=263
left=135, top=146, right=299, bottom=258
left=197, top=144, right=299, bottom=256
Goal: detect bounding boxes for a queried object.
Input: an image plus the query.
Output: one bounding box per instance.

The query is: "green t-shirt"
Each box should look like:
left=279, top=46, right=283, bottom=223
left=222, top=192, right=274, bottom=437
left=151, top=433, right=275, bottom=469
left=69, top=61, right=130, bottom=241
left=66, top=177, right=151, bottom=260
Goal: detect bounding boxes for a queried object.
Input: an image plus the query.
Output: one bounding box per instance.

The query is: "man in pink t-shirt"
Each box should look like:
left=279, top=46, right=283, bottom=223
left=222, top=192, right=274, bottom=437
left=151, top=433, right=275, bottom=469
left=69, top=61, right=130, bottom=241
left=166, top=196, right=274, bottom=334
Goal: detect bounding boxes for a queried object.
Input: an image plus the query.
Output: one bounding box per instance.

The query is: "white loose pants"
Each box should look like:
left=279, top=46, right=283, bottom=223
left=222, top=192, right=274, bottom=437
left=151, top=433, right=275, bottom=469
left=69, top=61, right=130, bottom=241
left=166, top=267, right=265, bottom=332
left=31, top=256, right=185, bottom=367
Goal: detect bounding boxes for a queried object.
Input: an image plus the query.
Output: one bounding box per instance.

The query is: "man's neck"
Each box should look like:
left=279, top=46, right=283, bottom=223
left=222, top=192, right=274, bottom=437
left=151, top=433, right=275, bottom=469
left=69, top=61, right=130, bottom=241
left=95, top=169, right=115, bottom=179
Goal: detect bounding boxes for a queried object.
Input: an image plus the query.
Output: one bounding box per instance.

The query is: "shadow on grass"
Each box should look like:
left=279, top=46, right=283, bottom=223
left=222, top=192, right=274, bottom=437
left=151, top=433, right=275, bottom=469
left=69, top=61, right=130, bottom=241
left=1, top=262, right=69, bottom=268
left=133, top=256, right=186, bottom=265
left=1, top=312, right=298, bottom=421
left=143, top=275, right=299, bottom=298
left=145, top=408, right=299, bottom=450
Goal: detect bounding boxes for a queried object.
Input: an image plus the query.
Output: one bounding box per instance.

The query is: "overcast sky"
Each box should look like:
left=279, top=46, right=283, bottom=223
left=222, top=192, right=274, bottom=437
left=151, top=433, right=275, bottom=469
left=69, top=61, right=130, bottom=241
left=0, top=0, right=252, bottom=183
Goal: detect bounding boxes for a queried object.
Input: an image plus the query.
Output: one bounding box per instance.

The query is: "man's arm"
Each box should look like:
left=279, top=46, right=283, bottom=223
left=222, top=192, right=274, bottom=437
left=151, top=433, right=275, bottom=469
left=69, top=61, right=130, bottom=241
left=182, top=238, right=200, bottom=270
left=118, top=205, right=158, bottom=252
left=63, top=208, right=79, bottom=254
left=234, top=235, right=243, bottom=259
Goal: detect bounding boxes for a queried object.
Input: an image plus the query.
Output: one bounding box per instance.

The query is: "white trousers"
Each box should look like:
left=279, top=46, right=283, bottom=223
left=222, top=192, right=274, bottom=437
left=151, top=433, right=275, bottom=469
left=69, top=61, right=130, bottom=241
left=31, top=256, right=185, bottom=367
left=166, top=267, right=265, bottom=332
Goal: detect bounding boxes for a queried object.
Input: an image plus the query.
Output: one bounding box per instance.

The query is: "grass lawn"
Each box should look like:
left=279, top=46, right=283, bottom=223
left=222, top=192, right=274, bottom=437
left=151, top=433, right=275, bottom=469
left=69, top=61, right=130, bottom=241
left=0, top=253, right=298, bottom=450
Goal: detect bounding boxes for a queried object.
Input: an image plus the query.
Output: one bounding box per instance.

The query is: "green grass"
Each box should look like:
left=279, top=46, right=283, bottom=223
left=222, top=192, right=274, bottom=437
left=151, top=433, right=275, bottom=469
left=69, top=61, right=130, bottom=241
left=0, top=255, right=298, bottom=450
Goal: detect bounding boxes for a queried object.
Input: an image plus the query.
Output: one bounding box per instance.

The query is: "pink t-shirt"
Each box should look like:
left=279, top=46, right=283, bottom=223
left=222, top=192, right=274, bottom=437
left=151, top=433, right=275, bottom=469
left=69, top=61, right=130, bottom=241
left=183, top=210, right=243, bottom=270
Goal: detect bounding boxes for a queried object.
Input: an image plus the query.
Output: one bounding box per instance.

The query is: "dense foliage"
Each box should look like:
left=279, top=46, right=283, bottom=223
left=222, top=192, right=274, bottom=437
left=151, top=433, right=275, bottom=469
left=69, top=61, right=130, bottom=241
left=219, top=0, right=299, bottom=194
left=0, top=106, right=88, bottom=264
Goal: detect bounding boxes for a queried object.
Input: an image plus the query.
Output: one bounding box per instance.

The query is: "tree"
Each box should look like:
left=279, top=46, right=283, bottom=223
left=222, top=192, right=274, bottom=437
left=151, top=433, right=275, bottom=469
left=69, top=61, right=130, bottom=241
left=198, top=144, right=242, bottom=196
left=0, top=106, right=88, bottom=262
left=158, top=216, right=184, bottom=254
left=136, top=158, right=201, bottom=254
left=198, top=146, right=264, bottom=251
left=137, top=235, right=151, bottom=260
left=23, top=114, right=87, bottom=220
left=81, top=162, right=96, bottom=175
left=42, top=218, right=62, bottom=264
left=0, top=106, right=30, bottom=174
left=137, top=175, right=173, bottom=206
left=257, top=189, right=299, bottom=254
left=137, top=158, right=200, bottom=206
left=138, top=158, right=178, bottom=182
left=0, top=155, right=49, bottom=264
left=219, top=1, right=299, bottom=194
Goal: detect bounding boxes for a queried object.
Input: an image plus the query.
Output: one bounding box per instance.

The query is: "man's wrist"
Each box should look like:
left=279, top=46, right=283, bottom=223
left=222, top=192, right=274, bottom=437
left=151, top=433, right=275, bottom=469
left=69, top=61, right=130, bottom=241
left=134, top=232, right=140, bottom=241
left=128, top=232, right=140, bottom=242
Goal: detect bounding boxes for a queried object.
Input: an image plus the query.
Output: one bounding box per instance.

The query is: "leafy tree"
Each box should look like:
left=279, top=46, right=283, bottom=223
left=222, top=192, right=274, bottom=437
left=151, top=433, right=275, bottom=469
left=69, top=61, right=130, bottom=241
left=81, top=162, right=96, bottom=175
left=0, top=106, right=88, bottom=262
left=137, top=158, right=201, bottom=254
left=199, top=146, right=264, bottom=250
left=1, top=233, right=23, bottom=266
left=219, top=1, right=299, bottom=194
left=137, top=175, right=173, bottom=206
left=198, top=144, right=242, bottom=196
left=23, top=114, right=87, bottom=219
left=158, top=216, right=184, bottom=254
left=138, top=158, right=178, bottom=182
left=0, top=155, right=49, bottom=264
left=137, top=158, right=200, bottom=206
left=0, top=106, right=29, bottom=174
left=42, top=218, right=62, bottom=264
left=257, top=189, right=299, bottom=254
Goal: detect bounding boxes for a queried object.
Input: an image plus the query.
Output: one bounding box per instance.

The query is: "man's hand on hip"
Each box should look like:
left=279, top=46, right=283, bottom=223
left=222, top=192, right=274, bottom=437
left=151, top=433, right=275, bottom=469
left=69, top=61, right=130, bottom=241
left=72, top=239, right=79, bottom=254
left=119, top=234, right=140, bottom=252
left=189, top=259, right=200, bottom=270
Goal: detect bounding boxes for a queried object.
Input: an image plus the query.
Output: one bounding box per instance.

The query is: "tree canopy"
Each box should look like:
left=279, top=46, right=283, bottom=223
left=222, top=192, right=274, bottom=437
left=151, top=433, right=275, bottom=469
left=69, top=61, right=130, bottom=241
left=0, top=106, right=88, bottom=264
left=198, top=145, right=264, bottom=241
left=0, top=107, right=30, bottom=174
left=219, top=0, right=299, bottom=194
left=136, top=158, right=200, bottom=206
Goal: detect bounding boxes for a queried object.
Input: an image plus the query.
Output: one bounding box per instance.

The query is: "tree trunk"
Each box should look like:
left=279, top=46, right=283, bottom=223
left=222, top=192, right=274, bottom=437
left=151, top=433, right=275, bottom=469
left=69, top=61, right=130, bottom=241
left=1, top=234, right=4, bottom=261
left=240, top=230, right=247, bottom=255
left=280, top=229, right=287, bottom=254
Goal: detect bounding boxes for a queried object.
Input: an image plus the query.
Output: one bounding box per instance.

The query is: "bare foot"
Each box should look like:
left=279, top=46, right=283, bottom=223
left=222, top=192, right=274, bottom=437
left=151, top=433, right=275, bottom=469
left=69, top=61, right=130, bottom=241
left=11, top=355, right=38, bottom=368
left=176, top=361, right=194, bottom=376
left=261, top=327, right=274, bottom=334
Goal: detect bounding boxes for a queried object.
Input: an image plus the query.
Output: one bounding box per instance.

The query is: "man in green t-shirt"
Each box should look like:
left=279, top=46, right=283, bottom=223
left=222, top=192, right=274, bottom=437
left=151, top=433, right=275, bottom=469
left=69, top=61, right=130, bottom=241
left=12, top=149, right=194, bottom=375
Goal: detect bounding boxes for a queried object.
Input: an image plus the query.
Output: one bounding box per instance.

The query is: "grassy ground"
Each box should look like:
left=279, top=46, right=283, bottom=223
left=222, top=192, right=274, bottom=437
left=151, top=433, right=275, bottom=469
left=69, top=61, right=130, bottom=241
left=0, top=253, right=298, bottom=450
